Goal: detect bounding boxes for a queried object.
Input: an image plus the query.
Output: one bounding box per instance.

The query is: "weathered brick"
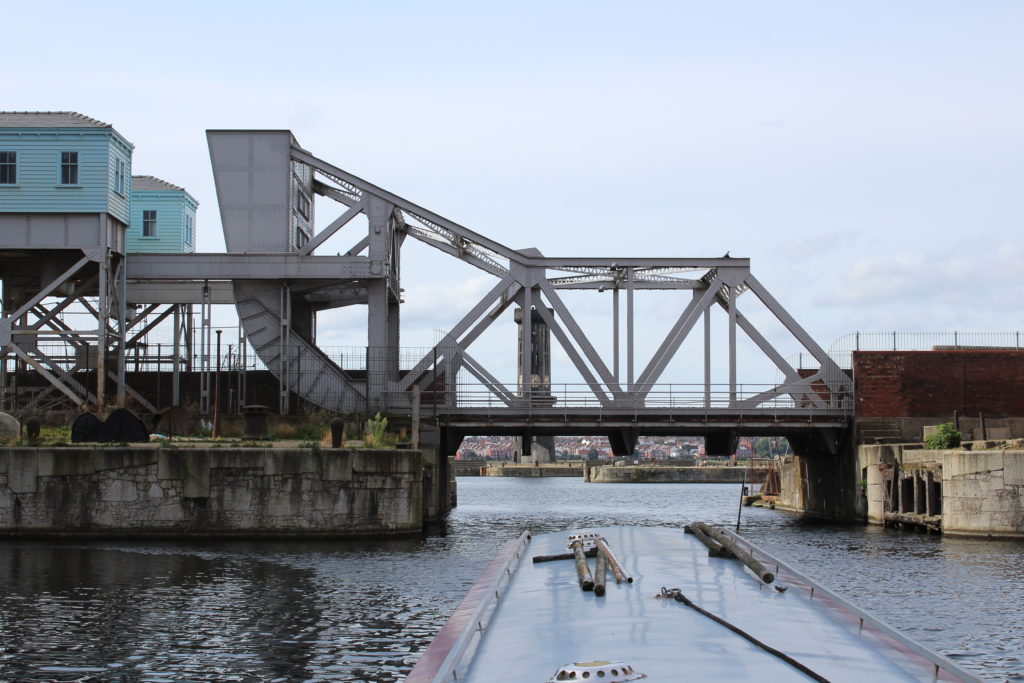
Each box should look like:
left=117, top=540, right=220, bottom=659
left=855, top=351, right=1024, bottom=418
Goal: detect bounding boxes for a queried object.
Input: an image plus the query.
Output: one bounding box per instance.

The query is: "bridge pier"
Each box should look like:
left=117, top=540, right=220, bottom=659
left=608, top=428, right=638, bottom=457
left=703, top=431, right=738, bottom=458
left=776, top=429, right=858, bottom=520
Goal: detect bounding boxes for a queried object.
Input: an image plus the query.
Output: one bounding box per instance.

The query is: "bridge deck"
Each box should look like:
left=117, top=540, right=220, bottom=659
left=437, top=407, right=850, bottom=434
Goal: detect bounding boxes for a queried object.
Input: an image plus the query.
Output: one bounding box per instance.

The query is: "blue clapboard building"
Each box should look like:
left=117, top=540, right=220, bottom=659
left=0, top=111, right=199, bottom=411
left=127, top=176, right=198, bottom=254
left=0, top=111, right=197, bottom=254
left=0, top=112, right=134, bottom=244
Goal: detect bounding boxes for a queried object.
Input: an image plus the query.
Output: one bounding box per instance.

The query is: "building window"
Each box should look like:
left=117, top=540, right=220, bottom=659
left=295, top=229, right=308, bottom=250
left=0, top=152, right=15, bottom=184
left=296, top=191, right=310, bottom=220
left=143, top=209, right=157, bottom=237
left=114, top=158, right=126, bottom=195
left=185, top=214, right=193, bottom=244
left=60, top=152, right=79, bottom=185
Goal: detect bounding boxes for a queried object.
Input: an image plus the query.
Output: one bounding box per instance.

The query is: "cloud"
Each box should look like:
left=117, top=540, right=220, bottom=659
left=817, top=242, right=1024, bottom=331
left=399, top=274, right=500, bottom=338
left=769, top=229, right=859, bottom=261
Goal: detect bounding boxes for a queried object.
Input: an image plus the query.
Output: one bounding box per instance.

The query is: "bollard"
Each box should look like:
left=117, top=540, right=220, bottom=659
left=71, top=412, right=102, bottom=443
left=331, top=418, right=346, bottom=448
left=241, top=405, right=270, bottom=440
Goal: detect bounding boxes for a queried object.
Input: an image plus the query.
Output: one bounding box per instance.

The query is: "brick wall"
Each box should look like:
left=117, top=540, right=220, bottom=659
left=854, top=351, right=1024, bottom=418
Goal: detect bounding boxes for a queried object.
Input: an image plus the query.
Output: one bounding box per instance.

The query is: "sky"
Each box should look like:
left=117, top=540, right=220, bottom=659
left=7, top=1, right=1024, bottom=387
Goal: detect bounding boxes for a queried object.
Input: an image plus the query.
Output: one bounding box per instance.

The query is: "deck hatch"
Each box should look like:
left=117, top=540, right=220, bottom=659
left=547, top=660, right=645, bottom=682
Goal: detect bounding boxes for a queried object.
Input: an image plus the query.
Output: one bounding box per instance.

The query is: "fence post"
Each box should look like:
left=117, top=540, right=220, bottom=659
left=365, top=346, right=371, bottom=418
left=156, top=342, right=162, bottom=411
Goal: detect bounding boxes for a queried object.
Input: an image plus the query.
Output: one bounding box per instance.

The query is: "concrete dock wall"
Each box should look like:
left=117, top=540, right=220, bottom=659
left=857, top=444, right=1024, bottom=538
left=777, top=456, right=806, bottom=512
left=483, top=462, right=584, bottom=477
left=455, top=459, right=488, bottom=476
left=588, top=466, right=763, bottom=483
left=0, top=446, right=428, bottom=537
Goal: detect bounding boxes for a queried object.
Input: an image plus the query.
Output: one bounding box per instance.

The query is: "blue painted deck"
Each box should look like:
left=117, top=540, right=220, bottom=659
left=411, top=526, right=979, bottom=682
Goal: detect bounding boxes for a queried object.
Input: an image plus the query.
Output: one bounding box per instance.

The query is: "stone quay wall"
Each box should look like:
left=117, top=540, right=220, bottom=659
left=483, top=462, right=584, bottom=477
left=588, top=466, right=762, bottom=484
left=858, top=444, right=1024, bottom=538
left=943, top=450, right=1024, bottom=536
left=0, top=446, right=426, bottom=538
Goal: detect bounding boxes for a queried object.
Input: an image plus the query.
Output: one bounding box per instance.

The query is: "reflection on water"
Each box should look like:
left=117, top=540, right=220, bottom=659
left=1, top=478, right=1021, bottom=681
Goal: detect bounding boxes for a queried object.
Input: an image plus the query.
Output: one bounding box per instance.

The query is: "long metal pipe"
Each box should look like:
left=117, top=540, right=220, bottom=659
left=570, top=540, right=594, bottom=591
left=594, top=538, right=632, bottom=584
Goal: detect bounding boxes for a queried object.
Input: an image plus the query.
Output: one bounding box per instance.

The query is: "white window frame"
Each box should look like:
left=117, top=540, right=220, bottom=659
left=0, top=151, right=15, bottom=184
left=114, top=158, right=126, bottom=195
left=142, top=209, right=157, bottom=237
left=60, top=151, right=79, bottom=185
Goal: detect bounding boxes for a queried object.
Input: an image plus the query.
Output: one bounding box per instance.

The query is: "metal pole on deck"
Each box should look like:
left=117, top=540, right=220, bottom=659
left=736, top=467, right=747, bottom=532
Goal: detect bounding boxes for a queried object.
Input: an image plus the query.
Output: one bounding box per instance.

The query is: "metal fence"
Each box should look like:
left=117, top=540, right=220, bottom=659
left=827, top=331, right=1024, bottom=370
left=445, top=383, right=850, bottom=412
left=11, top=322, right=1021, bottom=416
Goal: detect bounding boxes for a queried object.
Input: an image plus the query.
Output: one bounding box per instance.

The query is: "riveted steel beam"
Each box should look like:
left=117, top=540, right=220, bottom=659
left=126, top=253, right=383, bottom=280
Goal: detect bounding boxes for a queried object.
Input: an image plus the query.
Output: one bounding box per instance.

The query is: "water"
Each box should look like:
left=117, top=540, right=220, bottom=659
left=1, top=478, right=1022, bottom=682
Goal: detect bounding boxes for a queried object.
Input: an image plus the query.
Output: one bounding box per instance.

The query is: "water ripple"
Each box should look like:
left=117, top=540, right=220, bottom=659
left=0, top=478, right=1020, bottom=681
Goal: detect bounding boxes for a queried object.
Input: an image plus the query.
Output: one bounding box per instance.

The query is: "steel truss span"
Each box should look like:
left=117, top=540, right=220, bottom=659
left=0, top=128, right=851, bottom=449
left=203, top=130, right=851, bottom=448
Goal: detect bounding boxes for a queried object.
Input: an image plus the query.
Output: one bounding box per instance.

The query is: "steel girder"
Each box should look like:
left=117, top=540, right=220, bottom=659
left=0, top=242, right=131, bottom=413
left=199, top=130, right=852, bottom=421
left=287, top=138, right=851, bottom=416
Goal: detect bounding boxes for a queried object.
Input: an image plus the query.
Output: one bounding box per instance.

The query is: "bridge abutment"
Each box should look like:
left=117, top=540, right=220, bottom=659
left=776, top=433, right=859, bottom=520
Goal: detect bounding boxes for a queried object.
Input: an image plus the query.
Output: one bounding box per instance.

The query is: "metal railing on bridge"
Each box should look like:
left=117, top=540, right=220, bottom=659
left=388, top=383, right=853, bottom=425
left=824, top=330, right=1024, bottom=370
left=2, top=336, right=853, bottom=417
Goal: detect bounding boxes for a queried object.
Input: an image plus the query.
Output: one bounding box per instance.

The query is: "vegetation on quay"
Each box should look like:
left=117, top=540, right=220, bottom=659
left=0, top=407, right=407, bottom=449
left=925, top=423, right=962, bottom=450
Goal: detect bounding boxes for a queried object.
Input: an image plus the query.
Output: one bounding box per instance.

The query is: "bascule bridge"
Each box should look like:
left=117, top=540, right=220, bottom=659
left=1, top=122, right=853, bottom=460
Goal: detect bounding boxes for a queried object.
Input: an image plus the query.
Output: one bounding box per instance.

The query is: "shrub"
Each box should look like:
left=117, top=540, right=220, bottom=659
left=926, top=423, right=961, bottom=449
left=294, top=421, right=327, bottom=441
left=290, top=411, right=332, bottom=441
left=364, top=412, right=394, bottom=448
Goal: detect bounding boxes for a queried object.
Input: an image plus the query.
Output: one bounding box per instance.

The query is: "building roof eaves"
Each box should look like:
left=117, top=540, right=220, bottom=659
left=0, top=111, right=134, bottom=150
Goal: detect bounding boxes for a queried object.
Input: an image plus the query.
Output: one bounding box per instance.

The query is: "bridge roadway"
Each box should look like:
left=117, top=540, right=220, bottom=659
left=434, top=403, right=852, bottom=457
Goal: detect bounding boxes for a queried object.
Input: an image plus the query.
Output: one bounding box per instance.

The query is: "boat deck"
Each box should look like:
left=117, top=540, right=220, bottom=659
left=411, top=526, right=979, bottom=682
